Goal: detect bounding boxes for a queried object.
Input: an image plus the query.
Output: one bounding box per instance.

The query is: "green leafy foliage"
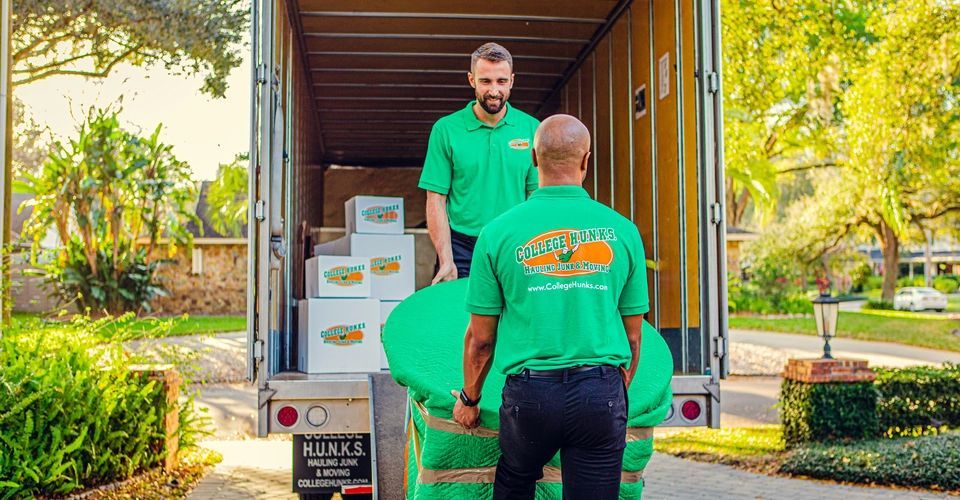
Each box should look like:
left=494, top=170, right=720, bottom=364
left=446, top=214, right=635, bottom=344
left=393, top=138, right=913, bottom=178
left=204, top=155, right=248, bottom=238
left=863, top=299, right=894, bottom=310
left=780, top=379, right=880, bottom=447
left=933, top=275, right=960, bottom=294
left=20, top=108, right=198, bottom=315
left=0, top=315, right=208, bottom=497
left=875, top=364, right=960, bottom=437
left=781, top=433, right=960, bottom=490
left=12, top=0, right=248, bottom=97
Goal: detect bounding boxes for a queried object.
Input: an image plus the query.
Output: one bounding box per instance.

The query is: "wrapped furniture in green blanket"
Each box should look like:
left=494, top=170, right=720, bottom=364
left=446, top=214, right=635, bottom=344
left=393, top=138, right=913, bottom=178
left=384, top=279, right=673, bottom=499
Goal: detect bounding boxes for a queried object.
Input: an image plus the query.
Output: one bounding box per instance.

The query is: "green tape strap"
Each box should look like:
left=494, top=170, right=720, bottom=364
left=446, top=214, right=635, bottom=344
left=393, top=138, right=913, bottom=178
left=418, top=465, right=644, bottom=484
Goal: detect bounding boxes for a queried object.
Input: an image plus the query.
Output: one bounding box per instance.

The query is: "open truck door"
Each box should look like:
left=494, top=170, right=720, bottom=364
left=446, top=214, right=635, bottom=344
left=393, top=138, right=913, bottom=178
left=250, top=0, right=728, bottom=496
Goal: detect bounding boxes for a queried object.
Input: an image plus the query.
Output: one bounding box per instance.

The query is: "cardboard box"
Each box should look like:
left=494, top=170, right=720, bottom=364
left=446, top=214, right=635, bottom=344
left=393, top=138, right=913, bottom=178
left=347, top=234, right=416, bottom=300
left=346, top=195, right=404, bottom=235
left=298, top=298, right=380, bottom=373
left=379, top=301, right=400, bottom=370
left=304, top=255, right=371, bottom=298
left=313, top=236, right=349, bottom=257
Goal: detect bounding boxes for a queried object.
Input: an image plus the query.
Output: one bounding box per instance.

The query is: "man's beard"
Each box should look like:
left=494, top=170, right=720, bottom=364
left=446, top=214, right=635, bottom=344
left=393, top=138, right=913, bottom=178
left=476, top=92, right=508, bottom=114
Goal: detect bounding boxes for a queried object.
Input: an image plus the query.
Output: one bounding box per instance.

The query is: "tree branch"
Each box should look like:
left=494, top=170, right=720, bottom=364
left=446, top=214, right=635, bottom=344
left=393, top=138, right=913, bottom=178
left=778, top=160, right=838, bottom=174
left=13, top=46, right=140, bottom=86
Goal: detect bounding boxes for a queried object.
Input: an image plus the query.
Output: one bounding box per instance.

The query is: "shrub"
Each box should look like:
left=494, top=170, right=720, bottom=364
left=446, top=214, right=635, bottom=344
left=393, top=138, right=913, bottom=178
left=780, top=433, right=960, bottom=490
left=861, top=275, right=884, bottom=291
left=896, top=276, right=926, bottom=288
left=0, top=315, right=206, bottom=497
left=875, top=364, right=960, bottom=437
left=863, top=299, right=894, bottom=310
left=932, top=275, right=959, bottom=294
left=780, top=379, right=879, bottom=447
left=728, top=273, right=812, bottom=315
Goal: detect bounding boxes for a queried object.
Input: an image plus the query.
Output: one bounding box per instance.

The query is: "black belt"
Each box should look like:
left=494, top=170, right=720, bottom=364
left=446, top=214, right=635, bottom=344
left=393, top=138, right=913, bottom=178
left=519, top=365, right=608, bottom=378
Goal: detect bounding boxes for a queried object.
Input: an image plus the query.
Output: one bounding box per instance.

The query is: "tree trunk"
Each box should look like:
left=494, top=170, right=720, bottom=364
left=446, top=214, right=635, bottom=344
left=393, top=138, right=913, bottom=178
left=879, top=221, right=900, bottom=302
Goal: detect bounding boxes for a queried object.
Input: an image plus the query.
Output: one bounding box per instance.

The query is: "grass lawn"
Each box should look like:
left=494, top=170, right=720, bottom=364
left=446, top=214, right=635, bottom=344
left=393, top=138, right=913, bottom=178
left=11, top=312, right=246, bottom=339
left=655, top=425, right=784, bottom=471
left=729, top=311, right=960, bottom=352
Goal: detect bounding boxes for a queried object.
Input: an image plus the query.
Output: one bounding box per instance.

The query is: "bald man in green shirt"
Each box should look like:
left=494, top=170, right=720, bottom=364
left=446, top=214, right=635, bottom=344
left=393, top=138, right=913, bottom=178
left=419, top=42, right=540, bottom=284
left=452, top=115, right=648, bottom=499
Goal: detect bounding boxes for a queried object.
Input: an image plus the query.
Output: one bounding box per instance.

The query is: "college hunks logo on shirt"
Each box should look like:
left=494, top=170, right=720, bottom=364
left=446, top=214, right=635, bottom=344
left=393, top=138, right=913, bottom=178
left=323, top=264, right=365, bottom=286
left=515, top=227, right=616, bottom=277
left=370, top=255, right=402, bottom=276
left=508, top=138, right=531, bottom=150
left=322, top=322, right=366, bottom=346
left=361, top=204, right=400, bottom=225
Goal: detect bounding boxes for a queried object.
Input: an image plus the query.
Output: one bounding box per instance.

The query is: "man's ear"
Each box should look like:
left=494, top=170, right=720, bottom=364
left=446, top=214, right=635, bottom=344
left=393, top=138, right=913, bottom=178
left=580, top=151, right=591, bottom=180
left=468, top=71, right=476, bottom=89
left=532, top=148, right=540, bottom=168
left=509, top=73, right=515, bottom=89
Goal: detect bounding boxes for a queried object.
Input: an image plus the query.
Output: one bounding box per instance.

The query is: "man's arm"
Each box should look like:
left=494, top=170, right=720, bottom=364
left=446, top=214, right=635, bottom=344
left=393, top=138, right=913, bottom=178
left=620, top=315, right=644, bottom=388
left=426, top=191, right=457, bottom=284
left=452, top=313, right=499, bottom=428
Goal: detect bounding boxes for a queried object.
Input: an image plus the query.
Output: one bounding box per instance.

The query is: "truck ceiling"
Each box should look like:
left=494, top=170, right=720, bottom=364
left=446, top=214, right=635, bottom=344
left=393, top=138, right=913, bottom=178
left=292, top=0, right=627, bottom=167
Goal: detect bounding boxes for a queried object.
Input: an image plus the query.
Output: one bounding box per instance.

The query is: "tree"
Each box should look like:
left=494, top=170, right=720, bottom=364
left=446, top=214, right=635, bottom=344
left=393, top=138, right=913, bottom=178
left=204, top=154, right=248, bottom=238
left=720, top=0, right=876, bottom=228
left=12, top=0, right=248, bottom=97
left=20, top=108, right=198, bottom=314
left=755, top=1, right=960, bottom=302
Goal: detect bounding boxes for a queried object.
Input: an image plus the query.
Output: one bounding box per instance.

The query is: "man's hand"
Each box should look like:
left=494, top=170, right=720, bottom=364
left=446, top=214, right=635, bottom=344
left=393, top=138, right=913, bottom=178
left=451, top=389, right=480, bottom=429
left=619, top=365, right=633, bottom=388
left=432, top=261, right=458, bottom=285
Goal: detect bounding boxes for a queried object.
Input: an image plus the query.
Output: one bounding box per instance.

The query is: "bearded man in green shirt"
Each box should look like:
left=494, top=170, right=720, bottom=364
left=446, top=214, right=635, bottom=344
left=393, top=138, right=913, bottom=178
left=452, top=115, right=648, bottom=500
left=419, top=42, right=540, bottom=284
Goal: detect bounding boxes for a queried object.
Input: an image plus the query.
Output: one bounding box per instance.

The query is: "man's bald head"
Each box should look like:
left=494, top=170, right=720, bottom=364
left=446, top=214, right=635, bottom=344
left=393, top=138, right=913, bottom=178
left=533, top=114, right=592, bottom=185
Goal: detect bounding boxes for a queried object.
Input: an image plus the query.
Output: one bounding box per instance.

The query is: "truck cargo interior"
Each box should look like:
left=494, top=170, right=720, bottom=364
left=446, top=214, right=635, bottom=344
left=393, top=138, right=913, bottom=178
left=250, top=0, right=727, bottom=440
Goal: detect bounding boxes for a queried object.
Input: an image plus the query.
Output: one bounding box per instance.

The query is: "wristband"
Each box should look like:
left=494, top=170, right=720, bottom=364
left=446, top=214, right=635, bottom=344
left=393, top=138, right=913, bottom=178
left=459, top=388, right=481, bottom=407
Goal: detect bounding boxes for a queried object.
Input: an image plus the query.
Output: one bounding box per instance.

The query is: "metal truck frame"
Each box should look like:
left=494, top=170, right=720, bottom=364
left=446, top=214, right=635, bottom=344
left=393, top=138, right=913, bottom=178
left=248, top=0, right=727, bottom=493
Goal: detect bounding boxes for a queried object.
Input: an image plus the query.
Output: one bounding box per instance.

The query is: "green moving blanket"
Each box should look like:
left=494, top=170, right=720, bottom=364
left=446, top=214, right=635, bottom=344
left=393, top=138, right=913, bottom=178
left=384, top=279, right=672, bottom=499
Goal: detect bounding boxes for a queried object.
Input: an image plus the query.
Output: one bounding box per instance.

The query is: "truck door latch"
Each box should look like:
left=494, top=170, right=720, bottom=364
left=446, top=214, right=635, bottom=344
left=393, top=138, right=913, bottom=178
left=255, top=200, right=265, bottom=221
left=707, top=72, right=720, bottom=94
left=253, top=339, right=264, bottom=363
left=710, top=202, right=723, bottom=225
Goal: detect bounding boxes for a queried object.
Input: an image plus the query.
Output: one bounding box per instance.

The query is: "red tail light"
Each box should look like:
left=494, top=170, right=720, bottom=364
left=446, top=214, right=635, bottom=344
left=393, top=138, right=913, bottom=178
left=277, top=405, right=299, bottom=427
left=681, top=400, right=702, bottom=421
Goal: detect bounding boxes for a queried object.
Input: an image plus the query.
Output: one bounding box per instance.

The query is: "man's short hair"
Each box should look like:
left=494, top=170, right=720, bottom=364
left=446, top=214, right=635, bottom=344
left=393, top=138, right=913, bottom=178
left=471, top=43, right=513, bottom=72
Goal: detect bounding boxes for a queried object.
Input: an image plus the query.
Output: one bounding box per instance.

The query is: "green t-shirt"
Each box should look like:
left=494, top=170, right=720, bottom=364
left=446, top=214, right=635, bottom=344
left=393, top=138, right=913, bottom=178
left=465, top=185, right=650, bottom=375
left=418, top=101, right=540, bottom=237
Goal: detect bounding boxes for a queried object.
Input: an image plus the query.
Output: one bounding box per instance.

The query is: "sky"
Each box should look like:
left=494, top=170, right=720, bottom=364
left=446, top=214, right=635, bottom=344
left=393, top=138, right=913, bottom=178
left=15, top=50, right=251, bottom=181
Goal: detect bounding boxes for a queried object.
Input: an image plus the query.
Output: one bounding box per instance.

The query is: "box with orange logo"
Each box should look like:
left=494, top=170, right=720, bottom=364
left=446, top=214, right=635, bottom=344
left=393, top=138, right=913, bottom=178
left=379, top=300, right=400, bottom=370
left=304, top=255, right=371, bottom=298
left=345, top=195, right=404, bottom=235
left=298, top=298, right=381, bottom=373
left=345, top=234, right=415, bottom=300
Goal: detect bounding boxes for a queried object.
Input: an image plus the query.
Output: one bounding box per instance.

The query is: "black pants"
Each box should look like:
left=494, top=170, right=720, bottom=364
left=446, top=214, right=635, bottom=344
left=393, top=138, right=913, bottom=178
left=494, top=365, right=627, bottom=500
left=434, top=228, right=477, bottom=278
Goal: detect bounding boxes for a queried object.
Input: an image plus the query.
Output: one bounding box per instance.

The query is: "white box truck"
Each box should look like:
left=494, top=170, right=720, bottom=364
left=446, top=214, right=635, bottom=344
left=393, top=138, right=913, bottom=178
left=248, top=1, right=728, bottom=497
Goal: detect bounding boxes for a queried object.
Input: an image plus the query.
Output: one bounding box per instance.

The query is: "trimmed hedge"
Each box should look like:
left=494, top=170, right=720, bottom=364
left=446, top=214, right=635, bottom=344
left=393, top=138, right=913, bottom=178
left=781, top=433, right=960, bottom=490
left=780, top=379, right=879, bottom=447
left=875, top=364, right=960, bottom=437
left=0, top=316, right=204, bottom=497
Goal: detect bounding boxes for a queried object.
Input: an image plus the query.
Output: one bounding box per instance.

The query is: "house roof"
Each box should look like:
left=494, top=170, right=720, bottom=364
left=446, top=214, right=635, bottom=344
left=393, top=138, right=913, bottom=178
left=726, top=226, right=759, bottom=242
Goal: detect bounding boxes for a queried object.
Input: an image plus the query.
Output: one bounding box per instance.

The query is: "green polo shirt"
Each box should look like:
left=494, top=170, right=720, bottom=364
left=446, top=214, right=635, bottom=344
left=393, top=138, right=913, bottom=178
left=419, top=101, right=540, bottom=237
left=465, top=185, right=650, bottom=376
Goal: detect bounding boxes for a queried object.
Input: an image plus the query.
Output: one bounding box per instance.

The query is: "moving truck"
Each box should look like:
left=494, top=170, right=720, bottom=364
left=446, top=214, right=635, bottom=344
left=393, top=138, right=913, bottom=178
left=248, top=0, right=727, bottom=496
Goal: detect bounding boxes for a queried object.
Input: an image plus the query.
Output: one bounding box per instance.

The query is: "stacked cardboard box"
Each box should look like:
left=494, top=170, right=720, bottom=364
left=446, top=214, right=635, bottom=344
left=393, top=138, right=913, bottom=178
left=302, top=195, right=414, bottom=373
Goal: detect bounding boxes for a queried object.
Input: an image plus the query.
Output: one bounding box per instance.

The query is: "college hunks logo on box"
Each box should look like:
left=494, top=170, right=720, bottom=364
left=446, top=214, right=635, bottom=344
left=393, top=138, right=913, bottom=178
left=516, top=227, right=615, bottom=277
left=370, top=255, right=402, bottom=276
left=323, top=264, right=366, bottom=286
left=322, top=322, right=366, bottom=346
left=361, top=204, right=400, bottom=225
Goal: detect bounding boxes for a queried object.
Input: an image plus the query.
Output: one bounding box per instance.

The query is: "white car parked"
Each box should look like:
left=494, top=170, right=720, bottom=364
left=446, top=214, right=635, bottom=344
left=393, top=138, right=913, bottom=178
left=893, top=287, right=948, bottom=312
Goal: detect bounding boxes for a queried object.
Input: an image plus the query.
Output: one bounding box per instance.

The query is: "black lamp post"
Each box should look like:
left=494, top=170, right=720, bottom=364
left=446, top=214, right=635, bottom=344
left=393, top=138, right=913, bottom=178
left=812, top=295, right=840, bottom=359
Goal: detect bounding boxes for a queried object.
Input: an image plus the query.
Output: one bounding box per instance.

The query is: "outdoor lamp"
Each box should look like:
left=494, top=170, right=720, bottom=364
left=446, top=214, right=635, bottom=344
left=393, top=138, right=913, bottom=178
left=811, top=295, right=840, bottom=359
